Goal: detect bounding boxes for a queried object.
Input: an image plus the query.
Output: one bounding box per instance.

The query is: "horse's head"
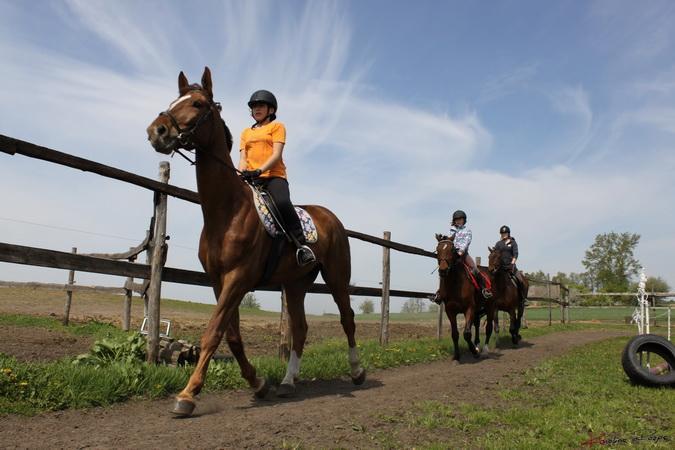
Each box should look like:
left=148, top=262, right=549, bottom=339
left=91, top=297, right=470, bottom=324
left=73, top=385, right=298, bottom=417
left=435, top=234, right=457, bottom=277
left=487, top=245, right=501, bottom=273
left=147, top=67, right=228, bottom=155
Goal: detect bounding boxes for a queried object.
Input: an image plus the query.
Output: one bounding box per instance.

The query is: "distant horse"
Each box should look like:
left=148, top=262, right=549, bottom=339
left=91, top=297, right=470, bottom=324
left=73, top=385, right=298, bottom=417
left=487, top=246, right=529, bottom=345
left=146, top=67, right=365, bottom=417
left=435, top=236, right=495, bottom=361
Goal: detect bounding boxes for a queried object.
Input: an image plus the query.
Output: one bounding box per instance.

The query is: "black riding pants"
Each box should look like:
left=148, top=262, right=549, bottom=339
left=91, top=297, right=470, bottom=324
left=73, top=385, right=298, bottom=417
left=257, top=177, right=304, bottom=242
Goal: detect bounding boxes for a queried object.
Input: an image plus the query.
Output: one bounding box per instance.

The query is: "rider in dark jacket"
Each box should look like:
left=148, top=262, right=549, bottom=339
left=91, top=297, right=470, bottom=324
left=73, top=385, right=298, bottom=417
left=494, top=225, right=527, bottom=302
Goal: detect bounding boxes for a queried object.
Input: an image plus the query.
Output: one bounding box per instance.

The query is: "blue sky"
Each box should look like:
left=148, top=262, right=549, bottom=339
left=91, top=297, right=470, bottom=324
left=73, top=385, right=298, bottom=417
left=1, top=0, right=674, bottom=314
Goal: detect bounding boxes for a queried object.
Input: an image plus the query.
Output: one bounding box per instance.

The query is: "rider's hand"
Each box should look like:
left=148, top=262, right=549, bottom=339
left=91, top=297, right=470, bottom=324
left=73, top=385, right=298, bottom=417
left=241, top=169, right=262, bottom=180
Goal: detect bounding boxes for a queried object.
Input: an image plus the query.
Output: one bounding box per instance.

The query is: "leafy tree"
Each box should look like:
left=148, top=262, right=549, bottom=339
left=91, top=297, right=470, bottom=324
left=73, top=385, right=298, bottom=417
left=240, top=292, right=260, bottom=309
left=552, top=271, right=590, bottom=292
left=359, top=299, right=375, bottom=314
left=645, top=276, right=670, bottom=293
left=524, top=270, right=547, bottom=282
left=427, top=303, right=440, bottom=314
left=582, top=232, right=641, bottom=292
left=401, top=298, right=427, bottom=314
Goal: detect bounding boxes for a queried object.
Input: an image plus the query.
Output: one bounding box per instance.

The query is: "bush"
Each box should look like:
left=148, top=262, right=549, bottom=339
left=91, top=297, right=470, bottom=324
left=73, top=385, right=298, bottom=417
left=360, top=299, right=375, bottom=314
left=240, top=293, right=260, bottom=309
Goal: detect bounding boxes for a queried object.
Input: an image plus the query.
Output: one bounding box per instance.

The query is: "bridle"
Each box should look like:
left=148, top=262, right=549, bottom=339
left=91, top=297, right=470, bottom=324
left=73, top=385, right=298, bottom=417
left=436, top=239, right=458, bottom=277
left=157, top=88, right=243, bottom=176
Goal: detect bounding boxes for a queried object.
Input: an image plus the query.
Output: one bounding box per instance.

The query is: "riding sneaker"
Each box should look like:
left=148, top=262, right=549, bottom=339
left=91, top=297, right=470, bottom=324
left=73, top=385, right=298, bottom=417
left=296, top=245, right=316, bottom=266
left=428, top=290, right=443, bottom=305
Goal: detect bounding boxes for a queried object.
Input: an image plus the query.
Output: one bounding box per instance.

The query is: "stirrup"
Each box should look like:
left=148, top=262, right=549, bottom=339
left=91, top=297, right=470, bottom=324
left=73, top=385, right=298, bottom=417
left=296, top=245, right=316, bottom=266
left=482, top=289, right=493, bottom=299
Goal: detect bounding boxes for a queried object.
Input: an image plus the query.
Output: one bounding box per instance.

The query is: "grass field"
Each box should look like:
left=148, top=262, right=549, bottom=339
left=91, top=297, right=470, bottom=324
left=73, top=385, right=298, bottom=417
left=374, top=336, right=675, bottom=449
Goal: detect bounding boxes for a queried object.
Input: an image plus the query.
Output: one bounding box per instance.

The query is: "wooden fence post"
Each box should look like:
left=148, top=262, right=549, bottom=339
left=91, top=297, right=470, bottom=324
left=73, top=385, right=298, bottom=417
left=63, top=247, right=77, bottom=325
left=146, top=161, right=170, bottom=364
left=547, top=274, right=552, bottom=326
left=436, top=304, right=443, bottom=340
left=143, top=249, right=151, bottom=318
left=279, top=291, right=291, bottom=361
left=380, top=231, right=391, bottom=346
left=559, top=283, right=565, bottom=324
left=122, top=248, right=134, bottom=332
left=475, top=256, right=481, bottom=266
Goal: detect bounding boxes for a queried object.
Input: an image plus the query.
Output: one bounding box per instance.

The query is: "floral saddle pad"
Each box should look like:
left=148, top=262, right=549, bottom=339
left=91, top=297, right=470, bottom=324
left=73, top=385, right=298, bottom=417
left=250, top=186, right=318, bottom=243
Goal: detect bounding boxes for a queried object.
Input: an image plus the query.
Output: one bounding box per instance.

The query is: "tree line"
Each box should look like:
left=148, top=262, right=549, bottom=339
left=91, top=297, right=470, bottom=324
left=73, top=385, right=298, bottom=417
left=526, top=232, right=671, bottom=306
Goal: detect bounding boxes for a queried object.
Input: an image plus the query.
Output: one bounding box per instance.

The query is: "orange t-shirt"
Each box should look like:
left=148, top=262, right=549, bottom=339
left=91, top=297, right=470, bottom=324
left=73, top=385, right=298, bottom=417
left=239, top=121, right=287, bottom=179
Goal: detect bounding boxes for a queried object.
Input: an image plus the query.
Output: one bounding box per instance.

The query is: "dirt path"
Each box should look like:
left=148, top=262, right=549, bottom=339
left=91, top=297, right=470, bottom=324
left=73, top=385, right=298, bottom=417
left=0, top=325, right=93, bottom=362
left=0, top=329, right=628, bottom=449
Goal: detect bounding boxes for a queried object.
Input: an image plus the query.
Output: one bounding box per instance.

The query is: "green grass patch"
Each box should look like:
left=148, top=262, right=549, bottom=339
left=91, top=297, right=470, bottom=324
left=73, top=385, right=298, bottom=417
left=412, top=336, right=675, bottom=449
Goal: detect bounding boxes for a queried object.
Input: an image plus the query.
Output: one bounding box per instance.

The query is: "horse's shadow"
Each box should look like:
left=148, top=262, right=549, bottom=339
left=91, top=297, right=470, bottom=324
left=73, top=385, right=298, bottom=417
left=238, top=377, right=384, bottom=410
left=492, top=337, right=534, bottom=351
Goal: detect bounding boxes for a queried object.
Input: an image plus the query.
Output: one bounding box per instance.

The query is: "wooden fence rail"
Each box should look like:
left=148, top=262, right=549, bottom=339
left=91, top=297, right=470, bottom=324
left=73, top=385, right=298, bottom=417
left=0, top=242, right=435, bottom=299
left=1, top=133, right=570, bottom=358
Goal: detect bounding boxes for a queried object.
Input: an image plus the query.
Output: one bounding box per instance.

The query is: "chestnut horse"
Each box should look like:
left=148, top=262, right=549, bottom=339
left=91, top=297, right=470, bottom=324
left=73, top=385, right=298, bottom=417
left=487, top=246, right=528, bottom=345
left=146, top=67, right=365, bottom=416
left=435, top=236, right=495, bottom=361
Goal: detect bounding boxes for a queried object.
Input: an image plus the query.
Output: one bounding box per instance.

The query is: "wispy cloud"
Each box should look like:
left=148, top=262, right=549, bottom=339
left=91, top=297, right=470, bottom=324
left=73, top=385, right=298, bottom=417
left=547, top=85, right=594, bottom=163
left=1, top=1, right=674, bottom=313
left=478, top=63, right=538, bottom=104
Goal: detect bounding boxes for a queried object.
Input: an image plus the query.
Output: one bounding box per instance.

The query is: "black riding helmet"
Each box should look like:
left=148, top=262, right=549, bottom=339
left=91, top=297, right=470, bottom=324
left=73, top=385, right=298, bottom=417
left=500, top=225, right=511, bottom=234
left=248, top=90, right=278, bottom=111
left=452, top=210, right=467, bottom=222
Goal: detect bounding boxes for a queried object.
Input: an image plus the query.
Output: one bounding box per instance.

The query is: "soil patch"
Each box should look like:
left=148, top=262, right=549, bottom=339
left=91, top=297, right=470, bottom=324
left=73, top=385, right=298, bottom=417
left=0, top=325, right=93, bottom=362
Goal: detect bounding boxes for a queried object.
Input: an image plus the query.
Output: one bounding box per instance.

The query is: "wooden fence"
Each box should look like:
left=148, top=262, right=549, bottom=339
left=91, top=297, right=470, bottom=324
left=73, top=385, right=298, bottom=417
left=0, top=134, right=442, bottom=358
left=0, top=134, right=572, bottom=359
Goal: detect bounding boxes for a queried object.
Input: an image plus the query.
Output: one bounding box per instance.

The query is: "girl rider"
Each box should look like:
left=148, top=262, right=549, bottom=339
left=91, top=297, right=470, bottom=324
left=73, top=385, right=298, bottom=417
left=494, top=225, right=527, bottom=302
left=431, top=210, right=492, bottom=303
left=238, top=90, right=316, bottom=266
left=448, top=210, right=492, bottom=299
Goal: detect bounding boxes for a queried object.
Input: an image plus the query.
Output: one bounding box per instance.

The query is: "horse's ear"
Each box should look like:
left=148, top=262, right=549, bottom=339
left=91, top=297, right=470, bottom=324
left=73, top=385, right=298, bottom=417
left=201, top=67, right=213, bottom=98
left=488, top=246, right=494, bottom=253
left=178, top=71, right=190, bottom=95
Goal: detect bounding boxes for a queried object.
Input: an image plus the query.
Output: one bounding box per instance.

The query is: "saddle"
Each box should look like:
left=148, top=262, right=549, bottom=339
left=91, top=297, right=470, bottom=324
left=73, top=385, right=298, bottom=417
left=250, top=186, right=318, bottom=243
left=249, top=186, right=318, bottom=285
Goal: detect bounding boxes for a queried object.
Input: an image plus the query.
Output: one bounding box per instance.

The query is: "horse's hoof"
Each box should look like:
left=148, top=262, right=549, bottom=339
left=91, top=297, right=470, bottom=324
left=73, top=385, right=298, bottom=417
left=254, top=378, right=270, bottom=400
left=276, top=383, right=296, bottom=398
left=352, top=367, right=367, bottom=386
left=171, top=398, right=196, bottom=417
left=451, top=359, right=460, bottom=366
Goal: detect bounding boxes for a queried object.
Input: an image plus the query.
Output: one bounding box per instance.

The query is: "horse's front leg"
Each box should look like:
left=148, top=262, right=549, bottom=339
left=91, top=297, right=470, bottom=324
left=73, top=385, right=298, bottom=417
left=463, top=306, right=480, bottom=358
left=447, top=308, right=461, bottom=362
left=172, top=280, right=250, bottom=417
left=473, top=313, right=481, bottom=348
left=483, top=306, right=494, bottom=355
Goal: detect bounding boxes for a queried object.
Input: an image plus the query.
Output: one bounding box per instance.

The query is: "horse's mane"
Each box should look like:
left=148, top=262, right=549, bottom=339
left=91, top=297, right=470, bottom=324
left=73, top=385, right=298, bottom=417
left=221, top=119, right=233, bottom=153
left=187, top=83, right=234, bottom=153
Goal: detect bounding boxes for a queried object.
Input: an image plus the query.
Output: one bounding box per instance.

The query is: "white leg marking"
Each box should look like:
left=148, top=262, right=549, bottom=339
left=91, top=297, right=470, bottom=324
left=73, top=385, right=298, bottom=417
left=483, top=344, right=490, bottom=354
left=349, top=346, right=362, bottom=378
left=281, top=350, right=301, bottom=386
